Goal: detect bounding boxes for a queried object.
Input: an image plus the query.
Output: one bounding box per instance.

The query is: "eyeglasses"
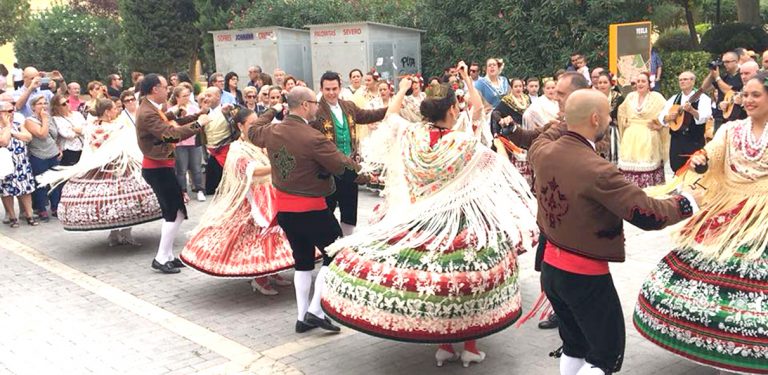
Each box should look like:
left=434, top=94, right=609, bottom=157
left=630, top=82, right=637, bottom=86
left=246, top=95, right=257, bottom=99
left=469, top=69, right=478, bottom=73
left=123, top=98, right=136, bottom=103
left=304, top=100, right=319, bottom=105
left=723, top=60, right=737, bottom=63
left=59, top=102, right=68, bottom=106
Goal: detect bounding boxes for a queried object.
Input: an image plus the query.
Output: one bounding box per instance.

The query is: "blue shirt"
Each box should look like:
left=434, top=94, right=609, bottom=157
left=474, top=76, right=510, bottom=109
left=221, top=90, right=237, bottom=105
left=12, top=87, right=53, bottom=118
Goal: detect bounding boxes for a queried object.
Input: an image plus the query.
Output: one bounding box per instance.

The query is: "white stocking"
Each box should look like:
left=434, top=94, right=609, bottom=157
left=340, top=223, right=355, bottom=237
left=560, top=354, right=586, bottom=375
left=576, top=362, right=605, bottom=375
left=155, top=210, right=184, bottom=263
left=307, top=266, right=328, bottom=318
left=294, top=270, right=313, bottom=321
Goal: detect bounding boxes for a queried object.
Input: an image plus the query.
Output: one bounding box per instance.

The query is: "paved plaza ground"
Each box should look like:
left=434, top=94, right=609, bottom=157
left=0, top=189, right=720, bottom=375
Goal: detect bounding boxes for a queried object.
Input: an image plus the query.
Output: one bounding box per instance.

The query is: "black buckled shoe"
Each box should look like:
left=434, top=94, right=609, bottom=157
left=538, top=312, right=559, bottom=330
left=304, top=312, right=340, bottom=333
left=295, top=320, right=318, bottom=333
left=170, top=257, right=186, bottom=268
left=152, top=259, right=180, bottom=274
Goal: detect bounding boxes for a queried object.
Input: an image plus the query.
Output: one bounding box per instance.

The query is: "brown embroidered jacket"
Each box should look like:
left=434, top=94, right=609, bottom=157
left=135, top=98, right=203, bottom=160
left=248, top=110, right=360, bottom=197
left=528, top=125, right=693, bottom=262
left=310, top=98, right=387, bottom=156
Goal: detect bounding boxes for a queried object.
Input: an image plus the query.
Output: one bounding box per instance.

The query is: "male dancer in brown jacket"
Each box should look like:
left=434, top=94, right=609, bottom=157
left=311, top=71, right=386, bottom=236
left=529, top=89, right=699, bottom=375
left=249, top=86, right=368, bottom=333
left=136, top=73, right=210, bottom=274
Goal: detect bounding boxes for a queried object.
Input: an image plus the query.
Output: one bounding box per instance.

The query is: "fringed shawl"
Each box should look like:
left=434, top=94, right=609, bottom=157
left=193, top=140, right=273, bottom=230
left=329, top=112, right=538, bottom=259
left=647, top=119, right=768, bottom=261
left=36, top=120, right=143, bottom=188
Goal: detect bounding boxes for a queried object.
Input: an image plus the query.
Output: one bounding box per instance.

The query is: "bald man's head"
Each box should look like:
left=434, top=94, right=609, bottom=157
left=564, top=89, right=612, bottom=143
left=740, top=60, right=760, bottom=83
left=286, top=87, right=318, bottom=121
left=203, top=86, right=221, bottom=108
left=22, top=67, right=39, bottom=85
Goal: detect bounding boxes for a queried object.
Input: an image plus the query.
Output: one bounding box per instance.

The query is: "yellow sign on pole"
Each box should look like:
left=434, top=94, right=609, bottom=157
left=609, top=21, right=652, bottom=89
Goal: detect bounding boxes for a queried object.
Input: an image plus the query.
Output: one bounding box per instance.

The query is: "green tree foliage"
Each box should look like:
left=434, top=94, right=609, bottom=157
left=14, top=6, right=120, bottom=85
left=70, top=0, right=119, bottom=18
left=700, top=23, right=768, bottom=54
left=194, top=0, right=237, bottom=72
left=656, top=28, right=699, bottom=51
left=119, top=0, right=200, bottom=74
left=0, top=0, right=31, bottom=45
left=414, top=0, right=661, bottom=78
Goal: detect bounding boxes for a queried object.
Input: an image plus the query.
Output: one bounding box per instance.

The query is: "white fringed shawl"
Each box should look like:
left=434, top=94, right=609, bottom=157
left=329, top=112, right=538, bottom=258
left=193, top=140, right=273, bottom=231
left=36, top=120, right=143, bottom=188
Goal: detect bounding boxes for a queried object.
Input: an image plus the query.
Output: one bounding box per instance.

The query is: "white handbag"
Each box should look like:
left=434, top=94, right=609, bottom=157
left=0, top=147, right=14, bottom=177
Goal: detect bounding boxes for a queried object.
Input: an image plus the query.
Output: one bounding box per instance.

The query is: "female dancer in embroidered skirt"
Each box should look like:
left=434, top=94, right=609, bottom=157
left=37, top=99, right=161, bottom=245
left=321, top=65, right=538, bottom=367
left=634, top=73, right=768, bottom=374
left=180, top=108, right=299, bottom=295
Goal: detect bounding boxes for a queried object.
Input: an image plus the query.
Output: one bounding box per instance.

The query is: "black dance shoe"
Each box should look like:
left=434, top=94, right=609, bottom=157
left=304, top=312, right=341, bottom=332
left=538, top=312, right=559, bottom=329
left=295, top=320, right=318, bottom=333
left=170, top=257, right=186, bottom=268
left=152, top=259, right=180, bottom=274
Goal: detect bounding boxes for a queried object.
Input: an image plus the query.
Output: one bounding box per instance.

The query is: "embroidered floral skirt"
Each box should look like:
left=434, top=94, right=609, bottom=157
left=180, top=195, right=298, bottom=278
left=633, top=247, right=768, bottom=374
left=322, top=242, right=522, bottom=343
left=58, top=166, right=162, bottom=231
left=619, top=166, right=665, bottom=189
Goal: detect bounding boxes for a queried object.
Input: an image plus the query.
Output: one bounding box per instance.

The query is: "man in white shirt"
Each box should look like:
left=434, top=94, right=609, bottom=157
left=12, top=63, right=23, bottom=90
left=658, top=71, right=712, bottom=173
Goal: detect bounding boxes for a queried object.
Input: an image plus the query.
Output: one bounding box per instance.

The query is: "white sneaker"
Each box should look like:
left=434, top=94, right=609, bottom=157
left=196, top=191, right=206, bottom=202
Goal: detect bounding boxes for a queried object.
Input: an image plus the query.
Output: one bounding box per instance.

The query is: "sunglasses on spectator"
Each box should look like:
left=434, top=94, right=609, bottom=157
left=246, top=95, right=257, bottom=99
left=123, top=98, right=136, bottom=103
left=469, top=69, right=478, bottom=73
left=59, top=102, right=68, bottom=106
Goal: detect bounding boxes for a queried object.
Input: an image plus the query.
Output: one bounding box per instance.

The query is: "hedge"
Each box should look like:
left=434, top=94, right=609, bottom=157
left=657, top=51, right=712, bottom=99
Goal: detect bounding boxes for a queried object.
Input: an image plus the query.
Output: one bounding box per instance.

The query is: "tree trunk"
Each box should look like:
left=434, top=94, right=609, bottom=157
left=682, top=1, right=699, bottom=47
left=736, top=0, right=762, bottom=25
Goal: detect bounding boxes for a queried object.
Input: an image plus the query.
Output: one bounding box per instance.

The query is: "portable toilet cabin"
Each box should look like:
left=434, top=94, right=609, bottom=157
left=209, top=27, right=312, bottom=88
left=306, top=22, right=424, bottom=89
